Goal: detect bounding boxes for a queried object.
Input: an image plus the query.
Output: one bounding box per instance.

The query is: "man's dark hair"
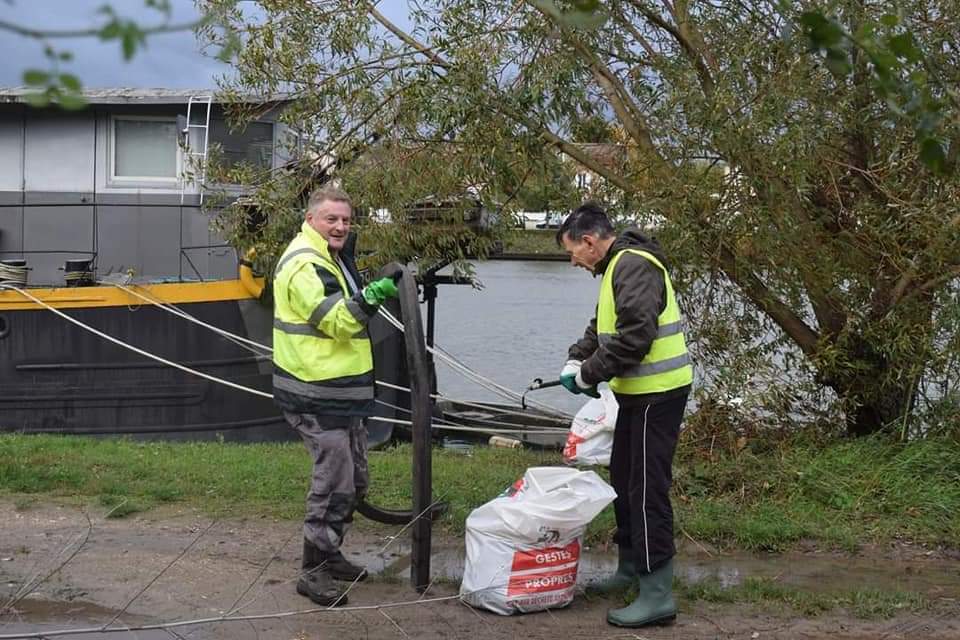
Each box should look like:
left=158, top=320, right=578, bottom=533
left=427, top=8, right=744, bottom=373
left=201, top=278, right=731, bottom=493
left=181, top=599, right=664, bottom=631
left=556, top=201, right=615, bottom=246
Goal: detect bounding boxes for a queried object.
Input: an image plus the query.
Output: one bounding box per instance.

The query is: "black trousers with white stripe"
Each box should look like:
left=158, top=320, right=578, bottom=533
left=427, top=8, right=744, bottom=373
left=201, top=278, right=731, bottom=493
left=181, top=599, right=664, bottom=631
left=610, top=391, right=688, bottom=574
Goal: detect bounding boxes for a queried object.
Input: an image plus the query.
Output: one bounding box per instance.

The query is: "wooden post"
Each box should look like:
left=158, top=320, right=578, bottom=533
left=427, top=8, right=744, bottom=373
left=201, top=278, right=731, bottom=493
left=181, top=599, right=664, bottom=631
left=388, top=262, right=433, bottom=591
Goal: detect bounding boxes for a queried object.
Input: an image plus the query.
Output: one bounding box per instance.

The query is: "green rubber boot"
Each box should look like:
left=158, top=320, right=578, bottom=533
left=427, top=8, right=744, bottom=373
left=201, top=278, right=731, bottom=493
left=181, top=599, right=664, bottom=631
left=606, top=557, right=677, bottom=627
left=586, top=546, right=638, bottom=595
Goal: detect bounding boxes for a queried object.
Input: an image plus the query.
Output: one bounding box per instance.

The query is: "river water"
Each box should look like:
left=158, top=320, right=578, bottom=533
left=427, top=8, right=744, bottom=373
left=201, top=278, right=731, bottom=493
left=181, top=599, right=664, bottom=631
left=428, top=260, right=605, bottom=416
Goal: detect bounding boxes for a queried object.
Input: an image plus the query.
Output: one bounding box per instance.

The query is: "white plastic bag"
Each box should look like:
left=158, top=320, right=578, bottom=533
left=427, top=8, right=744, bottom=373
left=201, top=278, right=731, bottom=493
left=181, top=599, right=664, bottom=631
left=460, top=467, right=617, bottom=615
left=563, top=389, right=618, bottom=466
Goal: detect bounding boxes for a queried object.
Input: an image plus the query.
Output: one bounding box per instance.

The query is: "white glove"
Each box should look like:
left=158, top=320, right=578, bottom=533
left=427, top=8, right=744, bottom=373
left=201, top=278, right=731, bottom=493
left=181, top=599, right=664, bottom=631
left=561, top=360, right=582, bottom=378
left=560, top=360, right=583, bottom=394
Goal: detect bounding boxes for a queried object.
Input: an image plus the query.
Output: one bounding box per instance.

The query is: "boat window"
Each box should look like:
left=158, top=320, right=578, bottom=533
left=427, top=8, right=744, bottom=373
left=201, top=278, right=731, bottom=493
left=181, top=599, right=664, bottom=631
left=209, top=120, right=274, bottom=173
left=112, top=117, right=178, bottom=180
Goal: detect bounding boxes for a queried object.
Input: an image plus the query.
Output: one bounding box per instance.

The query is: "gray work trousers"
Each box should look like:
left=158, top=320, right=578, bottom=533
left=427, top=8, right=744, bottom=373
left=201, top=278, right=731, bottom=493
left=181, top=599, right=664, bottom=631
left=284, top=412, right=369, bottom=554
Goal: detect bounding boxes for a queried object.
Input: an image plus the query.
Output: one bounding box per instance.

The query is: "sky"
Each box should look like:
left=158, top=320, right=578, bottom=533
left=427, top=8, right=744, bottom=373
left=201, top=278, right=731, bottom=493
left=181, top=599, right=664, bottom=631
left=0, top=0, right=409, bottom=90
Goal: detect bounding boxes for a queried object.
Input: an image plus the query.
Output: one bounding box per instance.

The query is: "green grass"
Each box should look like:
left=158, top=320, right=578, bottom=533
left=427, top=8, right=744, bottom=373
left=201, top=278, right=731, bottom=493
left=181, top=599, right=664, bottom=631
left=501, top=229, right=565, bottom=256
left=673, top=434, right=960, bottom=551
left=675, top=577, right=928, bottom=618
left=1, top=433, right=958, bottom=551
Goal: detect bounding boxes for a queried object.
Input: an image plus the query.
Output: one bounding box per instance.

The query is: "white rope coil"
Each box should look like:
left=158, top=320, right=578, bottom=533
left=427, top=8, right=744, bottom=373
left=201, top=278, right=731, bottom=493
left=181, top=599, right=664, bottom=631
left=0, top=261, right=28, bottom=286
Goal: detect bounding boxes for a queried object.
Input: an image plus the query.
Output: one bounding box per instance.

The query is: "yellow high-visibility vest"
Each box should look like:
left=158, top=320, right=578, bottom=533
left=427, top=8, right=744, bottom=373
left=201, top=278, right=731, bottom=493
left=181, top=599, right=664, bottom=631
left=272, top=222, right=374, bottom=415
left=597, top=249, right=693, bottom=395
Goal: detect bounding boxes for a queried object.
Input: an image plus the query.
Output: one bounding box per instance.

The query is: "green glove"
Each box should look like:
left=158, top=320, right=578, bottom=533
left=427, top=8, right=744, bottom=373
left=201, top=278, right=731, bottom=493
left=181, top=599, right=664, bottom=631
left=362, top=276, right=399, bottom=306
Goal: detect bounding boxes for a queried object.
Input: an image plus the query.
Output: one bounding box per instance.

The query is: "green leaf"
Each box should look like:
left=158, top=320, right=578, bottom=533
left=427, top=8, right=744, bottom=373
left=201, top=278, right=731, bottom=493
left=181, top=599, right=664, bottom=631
left=571, top=0, right=600, bottom=11
left=59, top=73, right=82, bottom=92
left=529, top=0, right=563, bottom=21
left=58, top=51, right=74, bottom=62
left=918, top=137, right=946, bottom=174
left=22, top=69, right=50, bottom=86
left=871, top=50, right=899, bottom=74
left=57, top=93, right=88, bottom=111
left=800, top=12, right=845, bottom=49
left=561, top=9, right=607, bottom=30
left=215, top=31, right=242, bottom=63
left=824, top=49, right=852, bottom=77
left=22, top=91, right=51, bottom=108
left=853, top=22, right=875, bottom=42
left=530, top=0, right=606, bottom=30
left=121, top=31, right=138, bottom=60
left=879, top=14, right=899, bottom=28
left=99, top=21, right=122, bottom=40
left=887, top=33, right=922, bottom=64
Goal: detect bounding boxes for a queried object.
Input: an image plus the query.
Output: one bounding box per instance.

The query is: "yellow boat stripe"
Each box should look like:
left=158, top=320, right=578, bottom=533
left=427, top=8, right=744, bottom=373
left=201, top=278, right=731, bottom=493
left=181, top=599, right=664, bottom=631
left=0, top=278, right=266, bottom=311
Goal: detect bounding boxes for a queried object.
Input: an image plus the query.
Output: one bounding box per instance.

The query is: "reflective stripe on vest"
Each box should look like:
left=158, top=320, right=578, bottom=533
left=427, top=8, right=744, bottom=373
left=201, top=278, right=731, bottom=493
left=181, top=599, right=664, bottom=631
left=597, top=249, right=693, bottom=395
left=272, top=226, right=373, bottom=408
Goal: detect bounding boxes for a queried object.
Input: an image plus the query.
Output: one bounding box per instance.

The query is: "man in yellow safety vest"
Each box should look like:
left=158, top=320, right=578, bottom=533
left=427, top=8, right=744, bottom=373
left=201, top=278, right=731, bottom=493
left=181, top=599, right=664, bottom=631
left=557, top=202, right=692, bottom=628
left=273, top=186, right=399, bottom=607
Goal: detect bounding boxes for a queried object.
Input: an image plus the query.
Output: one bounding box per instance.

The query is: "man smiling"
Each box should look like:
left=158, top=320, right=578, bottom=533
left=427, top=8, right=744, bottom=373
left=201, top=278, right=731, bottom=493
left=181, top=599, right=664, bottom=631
left=272, top=186, right=399, bottom=606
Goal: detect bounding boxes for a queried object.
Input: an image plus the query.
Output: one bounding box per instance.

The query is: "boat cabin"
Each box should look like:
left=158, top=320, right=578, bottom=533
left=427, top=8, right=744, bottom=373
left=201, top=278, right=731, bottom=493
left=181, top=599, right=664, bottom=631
left=0, top=88, right=289, bottom=286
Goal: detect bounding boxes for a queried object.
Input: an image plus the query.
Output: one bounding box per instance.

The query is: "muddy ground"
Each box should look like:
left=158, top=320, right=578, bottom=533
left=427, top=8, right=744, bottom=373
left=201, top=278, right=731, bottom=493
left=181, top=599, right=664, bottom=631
left=1, top=500, right=958, bottom=639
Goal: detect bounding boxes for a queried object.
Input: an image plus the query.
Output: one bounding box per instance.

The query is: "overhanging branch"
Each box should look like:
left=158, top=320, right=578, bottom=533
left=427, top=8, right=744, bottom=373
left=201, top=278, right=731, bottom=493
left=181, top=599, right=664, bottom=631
left=717, top=244, right=821, bottom=355
left=625, top=0, right=715, bottom=98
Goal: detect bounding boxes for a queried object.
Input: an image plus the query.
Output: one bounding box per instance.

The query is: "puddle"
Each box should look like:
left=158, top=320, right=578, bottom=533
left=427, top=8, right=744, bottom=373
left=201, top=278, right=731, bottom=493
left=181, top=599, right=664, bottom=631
left=351, top=541, right=960, bottom=598
left=3, top=536, right=957, bottom=637
left=0, top=597, right=175, bottom=639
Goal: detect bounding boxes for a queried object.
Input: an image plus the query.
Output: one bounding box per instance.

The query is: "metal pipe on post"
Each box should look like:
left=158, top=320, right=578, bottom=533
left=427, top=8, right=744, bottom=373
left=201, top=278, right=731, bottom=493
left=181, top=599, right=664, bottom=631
left=387, top=262, right=434, bottom=591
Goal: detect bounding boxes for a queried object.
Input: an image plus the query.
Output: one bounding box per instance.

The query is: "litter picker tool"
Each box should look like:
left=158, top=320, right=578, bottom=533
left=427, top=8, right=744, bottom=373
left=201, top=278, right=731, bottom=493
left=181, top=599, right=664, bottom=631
left=521, top=377, right=562, bottom=410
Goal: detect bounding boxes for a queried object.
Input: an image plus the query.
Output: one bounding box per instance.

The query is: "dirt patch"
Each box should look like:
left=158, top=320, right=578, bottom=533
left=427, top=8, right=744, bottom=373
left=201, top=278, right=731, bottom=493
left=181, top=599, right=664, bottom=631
left=1, top=501, right=958, bottom=639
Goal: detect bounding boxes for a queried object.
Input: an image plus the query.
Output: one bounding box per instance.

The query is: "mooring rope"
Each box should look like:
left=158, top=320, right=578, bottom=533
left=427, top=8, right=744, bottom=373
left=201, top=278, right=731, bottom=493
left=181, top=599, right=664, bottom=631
left=375, top=382, right=570, bottom=430
left=104, top=282, right=566, bottom=419
left=0, top=284, right=570, bottom=439
left=102, top=282, right=572, bottom=420
left=105, top=280, right=272, bottom=357
left=0, top=284, right=276, bottom=399
left=374, top=398, right=568, bottom=434
left=377, top=308, right=573, bottom=420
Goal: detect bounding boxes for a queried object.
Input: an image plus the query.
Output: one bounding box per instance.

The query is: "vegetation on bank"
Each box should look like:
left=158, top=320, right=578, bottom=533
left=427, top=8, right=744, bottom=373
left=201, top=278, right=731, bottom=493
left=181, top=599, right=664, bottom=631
left=1, top=432, right=958, bottom=553
left=500, top=229, right=565, bottom=256
left=671, top=576, right=930, bottom=619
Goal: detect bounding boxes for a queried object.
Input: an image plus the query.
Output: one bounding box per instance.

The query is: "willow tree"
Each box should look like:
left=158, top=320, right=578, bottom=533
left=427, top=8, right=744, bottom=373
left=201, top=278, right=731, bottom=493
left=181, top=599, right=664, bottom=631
left=203, top=0, right=960, bottom=437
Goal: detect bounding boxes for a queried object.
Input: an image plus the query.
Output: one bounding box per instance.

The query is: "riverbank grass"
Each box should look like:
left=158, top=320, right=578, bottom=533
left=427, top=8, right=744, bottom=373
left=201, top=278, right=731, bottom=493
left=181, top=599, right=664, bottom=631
left=1, top=433, right=958, bottom=551
left=673, top=576, right=929, bottom=618
left=501, top=229, right=565, bottom=255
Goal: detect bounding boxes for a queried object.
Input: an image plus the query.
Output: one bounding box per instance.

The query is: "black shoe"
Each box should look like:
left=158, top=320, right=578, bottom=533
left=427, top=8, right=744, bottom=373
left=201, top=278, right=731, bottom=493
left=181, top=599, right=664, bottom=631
left=324, top=551, right=368, bottom=582
left=296, top=567, right=348, bottom=607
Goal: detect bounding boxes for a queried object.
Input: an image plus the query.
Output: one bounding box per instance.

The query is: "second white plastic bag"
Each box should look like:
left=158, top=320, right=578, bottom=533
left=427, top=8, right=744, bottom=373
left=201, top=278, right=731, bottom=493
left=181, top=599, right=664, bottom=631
left=563, top=389, right=618, bottom=466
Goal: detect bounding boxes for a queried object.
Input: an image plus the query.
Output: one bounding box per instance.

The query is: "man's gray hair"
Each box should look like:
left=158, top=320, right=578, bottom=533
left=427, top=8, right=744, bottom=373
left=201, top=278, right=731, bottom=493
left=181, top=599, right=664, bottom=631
left=307, top=185, right=352, bottom=213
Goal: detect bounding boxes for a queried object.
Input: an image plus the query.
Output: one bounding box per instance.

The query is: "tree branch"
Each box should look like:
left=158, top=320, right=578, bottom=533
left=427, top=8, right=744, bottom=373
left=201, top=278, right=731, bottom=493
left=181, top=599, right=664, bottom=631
left=513, top=116, right=635, bottom=193
left=625, top=0, right=715, bottom=98
left=717, top=244, right=821, bottom=355
left=364, top=3, right=450, bottom=69
left=896, top=265, right=960, bottom=307
left=0, top=18, right=202, bottom=39
left=526, top=1, right=668, bottom=171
